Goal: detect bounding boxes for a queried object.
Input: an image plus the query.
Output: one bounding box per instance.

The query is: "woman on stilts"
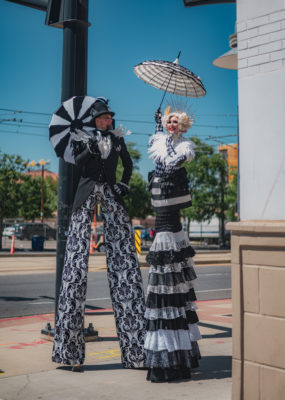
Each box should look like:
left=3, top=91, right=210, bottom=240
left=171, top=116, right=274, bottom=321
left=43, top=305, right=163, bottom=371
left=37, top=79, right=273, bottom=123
left=144, top=106, right=201, bottom=382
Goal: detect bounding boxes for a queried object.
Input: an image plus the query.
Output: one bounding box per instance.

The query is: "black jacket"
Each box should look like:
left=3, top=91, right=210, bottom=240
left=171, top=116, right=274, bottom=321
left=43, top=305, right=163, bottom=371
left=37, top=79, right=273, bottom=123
left=72, top=132, right=133, bottom=212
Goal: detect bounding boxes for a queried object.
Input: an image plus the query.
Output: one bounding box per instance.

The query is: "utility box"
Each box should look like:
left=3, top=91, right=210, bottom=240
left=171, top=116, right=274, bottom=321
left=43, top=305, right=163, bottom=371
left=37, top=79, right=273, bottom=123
left=32, top=235, right=45, bottom=251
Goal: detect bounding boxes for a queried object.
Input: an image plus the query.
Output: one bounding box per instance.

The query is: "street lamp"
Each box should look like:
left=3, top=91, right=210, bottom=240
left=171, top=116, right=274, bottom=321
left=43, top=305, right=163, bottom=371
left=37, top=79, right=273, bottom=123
left=27, top=159, right=50, bottom=223
left=183, top=0, right=235, bottom=6
left=213, top=32, right=237, bottom=70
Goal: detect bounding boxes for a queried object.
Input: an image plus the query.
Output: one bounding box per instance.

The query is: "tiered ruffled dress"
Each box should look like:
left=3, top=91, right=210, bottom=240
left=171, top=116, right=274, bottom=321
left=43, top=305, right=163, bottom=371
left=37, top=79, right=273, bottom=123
left=144, top=133, right=201, bottom=382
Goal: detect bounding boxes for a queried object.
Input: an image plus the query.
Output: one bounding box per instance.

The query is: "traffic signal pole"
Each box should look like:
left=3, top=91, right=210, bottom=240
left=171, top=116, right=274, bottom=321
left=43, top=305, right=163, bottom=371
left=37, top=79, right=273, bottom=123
left=5, top=0, right=90, bottom=314
left=55, top=0, right=89, bottom=314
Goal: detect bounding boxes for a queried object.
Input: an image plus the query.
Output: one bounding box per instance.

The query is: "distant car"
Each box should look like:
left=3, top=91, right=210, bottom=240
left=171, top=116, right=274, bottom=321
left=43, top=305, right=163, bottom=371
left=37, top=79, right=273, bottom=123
left=149, top=228, right=156, bottom=240
left=2, top=226, right=15, bottom=238
left=91, top=225, right=104, bottom=242
left=14, top=223, right=56, bottom=240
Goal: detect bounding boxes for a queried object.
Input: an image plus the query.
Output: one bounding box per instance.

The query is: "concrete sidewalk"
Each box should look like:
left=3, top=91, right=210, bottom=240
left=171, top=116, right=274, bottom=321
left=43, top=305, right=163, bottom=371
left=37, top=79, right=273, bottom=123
left=0, top=251, right=231, bottom=275
left=0, top=300, right=232, bottom=400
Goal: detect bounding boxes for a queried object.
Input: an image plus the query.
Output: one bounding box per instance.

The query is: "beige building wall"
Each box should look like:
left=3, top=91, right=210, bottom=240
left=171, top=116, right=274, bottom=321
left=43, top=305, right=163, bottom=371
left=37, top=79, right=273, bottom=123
left=228, top=221, right=285, bottom=400
left=237, top=1, right=285, bottom=220
left=230, top=1, right=285, bottom=398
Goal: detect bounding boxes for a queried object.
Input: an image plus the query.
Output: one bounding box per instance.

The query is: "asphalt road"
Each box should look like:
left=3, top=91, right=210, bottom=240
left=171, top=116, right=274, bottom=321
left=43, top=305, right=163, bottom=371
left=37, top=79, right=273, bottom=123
left=0, top=265, right=231, bottom=319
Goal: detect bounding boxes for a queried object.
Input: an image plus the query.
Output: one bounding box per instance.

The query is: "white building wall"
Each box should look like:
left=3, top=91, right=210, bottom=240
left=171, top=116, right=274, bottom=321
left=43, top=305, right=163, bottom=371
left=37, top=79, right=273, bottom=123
left=237, top=0, right=285, bottom=220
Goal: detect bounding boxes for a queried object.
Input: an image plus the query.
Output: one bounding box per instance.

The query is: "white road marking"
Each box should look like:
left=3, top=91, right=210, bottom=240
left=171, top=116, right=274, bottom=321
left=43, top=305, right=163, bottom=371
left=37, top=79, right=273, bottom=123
left=196, top=288, right=231, bottom=293
left=30, top=297, right=110, bottom=305
left=197, top=273, right=229, bottom=277
left=30, top=290, right=232, bottom=305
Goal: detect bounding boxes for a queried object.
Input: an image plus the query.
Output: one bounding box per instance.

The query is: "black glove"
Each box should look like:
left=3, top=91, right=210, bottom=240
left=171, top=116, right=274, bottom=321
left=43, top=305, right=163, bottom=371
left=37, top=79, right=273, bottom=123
left=167, top=154, right=187, bottom=167
left=154, top=108, right=163, bottom=133
left=147, top=170, right=155, bottom=191
left=154, top=108, right=162, bottom=124
left=113, top=182, right=130, bottom=196
left=87, top=135, right=100, bottom=155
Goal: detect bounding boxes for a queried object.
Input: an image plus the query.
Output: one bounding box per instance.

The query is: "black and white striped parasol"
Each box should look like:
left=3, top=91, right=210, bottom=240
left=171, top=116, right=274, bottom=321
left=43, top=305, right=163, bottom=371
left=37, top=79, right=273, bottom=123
left=134, top=52, right=206, bottom=108
left=49, top=95, right=98, bottom=164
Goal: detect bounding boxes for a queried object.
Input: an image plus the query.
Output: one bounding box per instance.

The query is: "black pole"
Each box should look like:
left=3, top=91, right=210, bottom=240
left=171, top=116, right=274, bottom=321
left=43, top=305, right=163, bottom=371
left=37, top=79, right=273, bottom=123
left=5, top=0, right=48, bottom=11
left=183, top=0, right=235, bottom=7
left=5, top=0, right=90, bottom=333
left=55, top=0, right=89, bottom=314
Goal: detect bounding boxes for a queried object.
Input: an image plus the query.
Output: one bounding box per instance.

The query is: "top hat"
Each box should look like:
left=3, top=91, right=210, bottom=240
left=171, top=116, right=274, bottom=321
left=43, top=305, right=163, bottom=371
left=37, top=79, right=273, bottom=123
left=90, top=99, right=115, bottom=119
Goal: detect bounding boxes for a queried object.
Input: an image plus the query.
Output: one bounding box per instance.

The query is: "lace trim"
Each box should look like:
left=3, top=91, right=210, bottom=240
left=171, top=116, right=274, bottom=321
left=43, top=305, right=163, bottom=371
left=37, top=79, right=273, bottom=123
left=146, top=246, right=195, bottom=265
left=145, top=348, right=200, bottom=369
left=148, top=266, right=197, bottom=285
left=146, top=312, right=199, bottom=331
left=149, top=259, right=196, bottom=274
left=145, top=303, right=197, bottom=320
left=149, top=230, right=192, bottom=252
left=144, top=325, right=202, bottom=352
left=146, top=280, right=197, bottom=295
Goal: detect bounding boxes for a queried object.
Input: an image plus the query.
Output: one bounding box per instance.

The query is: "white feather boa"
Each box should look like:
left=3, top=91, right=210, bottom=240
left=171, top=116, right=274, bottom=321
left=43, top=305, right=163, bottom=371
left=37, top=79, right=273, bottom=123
left=148, top=133, right=195, bottom=165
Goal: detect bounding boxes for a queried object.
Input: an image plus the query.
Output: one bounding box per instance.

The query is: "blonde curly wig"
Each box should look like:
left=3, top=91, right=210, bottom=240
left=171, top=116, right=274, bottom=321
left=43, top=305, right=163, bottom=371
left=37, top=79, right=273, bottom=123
left=161, top=111, right=193, bottom=134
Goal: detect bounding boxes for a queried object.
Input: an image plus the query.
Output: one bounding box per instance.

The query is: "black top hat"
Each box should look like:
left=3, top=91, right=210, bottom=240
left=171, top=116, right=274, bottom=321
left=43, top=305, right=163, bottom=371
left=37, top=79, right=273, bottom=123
left=90, top=98, right=115, bottom=119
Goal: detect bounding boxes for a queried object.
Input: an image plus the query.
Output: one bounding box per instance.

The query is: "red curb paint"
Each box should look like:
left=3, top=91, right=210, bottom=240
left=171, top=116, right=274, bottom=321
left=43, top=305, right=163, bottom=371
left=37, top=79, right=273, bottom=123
left=9, top=340, right=48, bottom=349
left=0, top=309, right=113, bottom=322
left=0, top=314, right=53, bottom=322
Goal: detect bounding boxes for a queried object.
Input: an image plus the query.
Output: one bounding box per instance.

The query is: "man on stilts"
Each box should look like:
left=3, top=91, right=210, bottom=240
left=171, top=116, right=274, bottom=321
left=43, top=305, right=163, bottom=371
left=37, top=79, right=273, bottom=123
left=51, top=97, right=146, bottom=371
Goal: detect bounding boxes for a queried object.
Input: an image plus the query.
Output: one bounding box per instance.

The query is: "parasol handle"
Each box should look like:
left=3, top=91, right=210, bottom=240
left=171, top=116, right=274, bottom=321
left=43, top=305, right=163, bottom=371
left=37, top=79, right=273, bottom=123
left=158, top=69, right=175, bottom=110
left=158, top=51, right=181, bottom=109
left=158, top=91, right=167, bottom=110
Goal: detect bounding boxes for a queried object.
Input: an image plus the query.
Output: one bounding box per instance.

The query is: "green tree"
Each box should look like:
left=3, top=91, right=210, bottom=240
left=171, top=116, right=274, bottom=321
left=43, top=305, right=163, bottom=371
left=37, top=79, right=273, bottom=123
left=225, top=167, right=238, bottom=222
left=182, top=137, right=228, bottom=235
left=116, top=142, right=152, bottom=219
left=18, top=175, right=58, bottom=221
left=0, top=150, right=27, bottom=249
left=123, top=142, right=141, bottom=170
left=123, top=172, right=152, bottom=220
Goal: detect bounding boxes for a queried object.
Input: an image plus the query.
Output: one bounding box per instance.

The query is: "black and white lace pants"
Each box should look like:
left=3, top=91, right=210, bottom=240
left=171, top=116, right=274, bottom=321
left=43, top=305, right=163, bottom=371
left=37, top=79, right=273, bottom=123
left=52, top=183, right=146, bottom=368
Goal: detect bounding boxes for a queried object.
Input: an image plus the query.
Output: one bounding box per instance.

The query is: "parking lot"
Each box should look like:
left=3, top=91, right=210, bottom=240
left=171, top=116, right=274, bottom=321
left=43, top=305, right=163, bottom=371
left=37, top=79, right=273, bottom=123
left=1, top=235, right=154, bottom=252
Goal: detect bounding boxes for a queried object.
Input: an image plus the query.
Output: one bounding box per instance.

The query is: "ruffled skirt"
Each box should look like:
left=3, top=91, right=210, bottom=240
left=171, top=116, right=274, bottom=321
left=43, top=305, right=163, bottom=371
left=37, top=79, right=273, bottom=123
left=144, top=228, right=201, bottom=382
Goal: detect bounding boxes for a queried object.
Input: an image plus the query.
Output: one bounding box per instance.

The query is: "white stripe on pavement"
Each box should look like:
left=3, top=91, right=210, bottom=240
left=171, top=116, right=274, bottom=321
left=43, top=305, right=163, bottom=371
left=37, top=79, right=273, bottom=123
left=196, top=288, right=231, bottom=293
left=30, top=297, right=111, bottom=305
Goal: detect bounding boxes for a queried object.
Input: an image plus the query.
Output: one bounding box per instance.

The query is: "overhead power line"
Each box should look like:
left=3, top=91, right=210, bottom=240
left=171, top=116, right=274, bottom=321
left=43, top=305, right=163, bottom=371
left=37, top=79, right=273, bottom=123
left=0, top=107, right=238, bottom=118
left=0, top=129, right=46, bottom=138
left=0, top=108, right=238, bottom=129
left=0, top=107, right=51, bottom=117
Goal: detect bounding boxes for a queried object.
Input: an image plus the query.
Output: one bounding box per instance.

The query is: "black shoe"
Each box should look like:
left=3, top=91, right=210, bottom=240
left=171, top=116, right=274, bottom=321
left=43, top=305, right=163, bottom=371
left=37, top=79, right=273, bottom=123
left=72, top=364, right=83, bottom=372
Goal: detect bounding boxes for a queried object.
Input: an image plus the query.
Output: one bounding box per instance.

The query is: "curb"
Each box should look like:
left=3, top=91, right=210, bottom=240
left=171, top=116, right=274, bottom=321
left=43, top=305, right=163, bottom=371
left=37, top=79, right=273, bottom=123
left=0, top=261, right=231, bottom=275
left=0, top=250, right=230, bottom=258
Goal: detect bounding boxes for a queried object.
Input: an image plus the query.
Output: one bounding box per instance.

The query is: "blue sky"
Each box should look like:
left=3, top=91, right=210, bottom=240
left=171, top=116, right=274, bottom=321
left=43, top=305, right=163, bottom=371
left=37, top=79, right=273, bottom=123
left=0, top=0, right=237, bottom=180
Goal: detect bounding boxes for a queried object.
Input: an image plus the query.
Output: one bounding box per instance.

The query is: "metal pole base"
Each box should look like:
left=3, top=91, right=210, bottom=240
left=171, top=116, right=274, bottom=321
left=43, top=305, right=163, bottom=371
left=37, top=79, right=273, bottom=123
left=41, top=322, right=102, bottom=342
